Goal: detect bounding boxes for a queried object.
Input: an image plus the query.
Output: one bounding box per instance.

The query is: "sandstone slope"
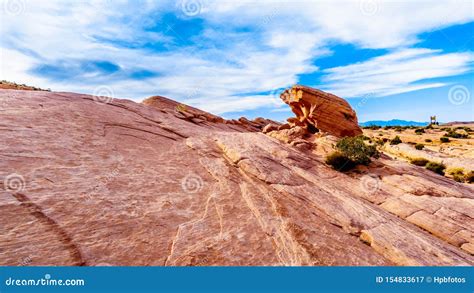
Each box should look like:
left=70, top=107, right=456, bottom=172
left=0, top=89, right=473, bottom=266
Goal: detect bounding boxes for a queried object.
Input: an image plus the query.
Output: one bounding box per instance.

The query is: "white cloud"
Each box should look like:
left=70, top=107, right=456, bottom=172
left=321, top=48, right=474, bottom=97
left=0, top=0, right=473, bottom=115
left=189, top=94, right=281, bottom=115
left=208, top=0, right=473, bottom=48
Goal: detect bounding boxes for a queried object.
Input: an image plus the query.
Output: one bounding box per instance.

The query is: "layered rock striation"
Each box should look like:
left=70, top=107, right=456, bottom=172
left=281, top=85, right=362, bottom=137
left=0, top=88, right=472, bottom=266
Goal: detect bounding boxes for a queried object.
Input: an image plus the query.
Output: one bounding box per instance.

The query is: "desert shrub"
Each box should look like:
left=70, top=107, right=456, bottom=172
left=363, top=125, right=381, bottom=130
left=444, top=130, right=468, bottom=139
left=440, top=137, right=450, bottom=143
left=382, top=138, right=389, bottom=143
left=335, top=136, right=379, bottom=165
left=415, top=143, right=424, bottom=150
left=362, top=135, right=371, bottom=140
left=425, top=124, right=433, bottom=129
left=465, top=171, right=474, bottom=183
left=454, top=126, right=472, bottom=132
left=424, top=138, right=432, bottom=142
left=390, top=136, right=402, bottom=145
left=425, top=161, right=446, bottom=175
left=325, top=152, right=356, bottom=171
left=410, top=158, right=429, bottom=166
left=447, top=168, right=465, bottom=182
left=375, top=138, right=385, bottom=146
left=447, top=167, right=465, bottom=176
left=414, top=128, right=425, bottom=135
left=378, top=133, right=383, bottom=136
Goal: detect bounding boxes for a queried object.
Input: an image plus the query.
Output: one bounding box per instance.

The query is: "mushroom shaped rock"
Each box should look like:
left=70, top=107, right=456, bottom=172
left=281, top=85, right=363, bottom=137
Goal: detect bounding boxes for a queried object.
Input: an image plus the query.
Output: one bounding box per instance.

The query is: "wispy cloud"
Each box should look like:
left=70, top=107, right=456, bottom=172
left=0, top=0, right=473, bottom=115
left=321, top=48, right=474, bottom=97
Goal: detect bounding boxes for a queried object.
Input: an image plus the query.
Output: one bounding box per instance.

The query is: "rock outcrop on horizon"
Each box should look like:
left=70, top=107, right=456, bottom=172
left=143, top=95, right=279, bottom=132
left=0, top=88, right=473, bottom=266
left=281, top=85, right=362, bottom=137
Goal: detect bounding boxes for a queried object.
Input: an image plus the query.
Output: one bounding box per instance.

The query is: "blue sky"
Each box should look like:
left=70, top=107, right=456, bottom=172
left=0, top=0, right=473, bottom=122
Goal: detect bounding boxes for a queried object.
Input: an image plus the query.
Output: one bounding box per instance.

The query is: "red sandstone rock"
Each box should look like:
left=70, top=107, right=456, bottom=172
left=281, top=85, right=362, bottom=137
left=262, top=123, right=279, bottom=134
left=0, top=89, right=472, bottom=266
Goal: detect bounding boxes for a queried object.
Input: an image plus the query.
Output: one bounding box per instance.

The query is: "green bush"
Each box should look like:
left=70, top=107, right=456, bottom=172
left=410, top=158, right=429, bottom=166
left=390, top=136, right=402, bottom=145
left=444, top=130, right=468, bottom=139
left=325, top=152, right=356, bottom=171
left=415, top=143, right=424, bottom=150
left=335, top=136, right=379, bottom=165
left=440, top=137, right=450, bottom=143
left=425, top=161, right=446, bottom=175
left=326, top=136, right=380, bottom=171
left=414, top=128, right=425, bottom=135
left=424, top=138, right=432, bottom=142
left=465, top=171, right=474, bottom=183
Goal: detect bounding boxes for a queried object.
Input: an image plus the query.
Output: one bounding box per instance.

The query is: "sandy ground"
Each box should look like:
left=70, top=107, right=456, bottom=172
left=363, top=123, right=474, bottom=180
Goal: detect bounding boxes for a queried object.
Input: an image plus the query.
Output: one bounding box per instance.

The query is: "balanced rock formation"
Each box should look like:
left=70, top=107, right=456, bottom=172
left=0, top=89, right=473, bottom=266
left=281, top=85, right=362, bottom=137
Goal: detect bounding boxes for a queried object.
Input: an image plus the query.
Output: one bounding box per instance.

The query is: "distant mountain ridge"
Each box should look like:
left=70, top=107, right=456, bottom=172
left=360, top=119, right=429, bottom=127
left=442, top=121, right=474, bottom=126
